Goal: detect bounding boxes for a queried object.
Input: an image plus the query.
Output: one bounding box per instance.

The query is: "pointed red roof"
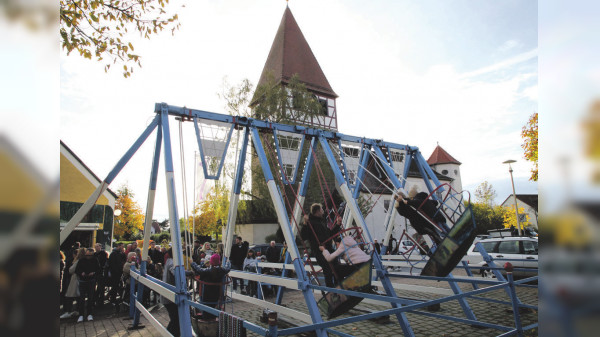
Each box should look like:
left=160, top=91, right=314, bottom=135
left=255, top=7, right=337, bottom=98
left=427, top=145, right=461, bottom=165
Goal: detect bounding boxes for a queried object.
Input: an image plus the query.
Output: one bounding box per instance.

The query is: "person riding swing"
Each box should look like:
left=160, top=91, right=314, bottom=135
left=393, top=186, right=448, bottom=247
left=319, top=232, right=371, bottom=282
left=301, top=203, right=338, bottom=288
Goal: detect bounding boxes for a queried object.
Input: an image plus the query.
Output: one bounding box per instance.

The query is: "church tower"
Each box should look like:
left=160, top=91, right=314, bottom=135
left=427, top=145, right=463, bottom=192
left=253, top=6, right=339, bottom=131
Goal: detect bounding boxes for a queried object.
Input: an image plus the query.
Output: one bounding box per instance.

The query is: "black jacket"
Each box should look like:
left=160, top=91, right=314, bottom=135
left=108, top=249, right=126, bottom=278
left=301, top=214, right=333, bottom=254
left=396, top=199, right=443, bottom=245
left=230, top=242, right=248, bottom=266
left=94, top=250, right=108, bottom=276
left=191, top=263, right=231, bottom=302
left=75, top=256, right=101, bottom=282
left=149, top=248, right=164, bottom=265
left=412, top=192, right=446, bottom=225
left=265, top=246, right=280, bottom=263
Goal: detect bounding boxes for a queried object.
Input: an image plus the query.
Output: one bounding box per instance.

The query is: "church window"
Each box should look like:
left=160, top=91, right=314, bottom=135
left=318, top=97, right=328, bottom=115
left=282, top=164, right=294, bottom=178
left=343, top=147, right=360, bottom=157
left=390, top=151, right=404, bottom=162
left=277, top=135, right=300, bottom=150
left=454, top=169, right=458, bottom=175
left=442, top=169, right=449, bottom=175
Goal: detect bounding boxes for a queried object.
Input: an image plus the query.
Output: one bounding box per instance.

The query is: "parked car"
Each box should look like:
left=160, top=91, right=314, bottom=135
left=249, top=243, right=284, bottom=260
left=466, top=236, right=538, bottom=278
left=397, top=240, right=418, bottom=255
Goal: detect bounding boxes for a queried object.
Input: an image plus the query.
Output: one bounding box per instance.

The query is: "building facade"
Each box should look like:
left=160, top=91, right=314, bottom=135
left=60, top=141, right=117, bottom=251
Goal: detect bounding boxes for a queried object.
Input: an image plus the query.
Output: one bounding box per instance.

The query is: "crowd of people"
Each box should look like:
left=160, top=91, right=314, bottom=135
left=58, top=192, right=447, bottom=334
left=59, top=241, right=166, bottom=323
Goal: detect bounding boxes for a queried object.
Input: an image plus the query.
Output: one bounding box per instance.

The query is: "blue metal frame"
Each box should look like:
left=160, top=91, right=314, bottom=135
left=160, top=106, right=193, bottom=336
left=223, top=126, right=250, bottom=267
left=131, top=122, right=163, bottom=328
left=272, top=128, right=305, bottom=184
left=336, top=139, right=365, bottom=189
left=317, top=135, right=416, bottom=337
left=193, top=115, right=235, bottom=180
left=250, top=127, right=327, bottom=337
left=275, top=136, right=317, bottom=305
left=70, top=101, right=537, bottom=337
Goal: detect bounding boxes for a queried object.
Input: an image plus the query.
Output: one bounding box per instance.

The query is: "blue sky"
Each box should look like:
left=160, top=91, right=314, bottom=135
left=59, top=0, right=539, bottom=220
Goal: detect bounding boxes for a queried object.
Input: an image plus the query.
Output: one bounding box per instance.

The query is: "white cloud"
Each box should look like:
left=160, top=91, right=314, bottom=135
left=460, top=49, right=537, bottom=79
left=499, top=39, right=522, bottom=53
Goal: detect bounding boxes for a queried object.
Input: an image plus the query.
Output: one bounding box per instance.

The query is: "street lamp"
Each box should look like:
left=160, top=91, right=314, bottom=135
left=502, top=160, right=522, bottom=236
left=112, top=209, right=122, bottom=249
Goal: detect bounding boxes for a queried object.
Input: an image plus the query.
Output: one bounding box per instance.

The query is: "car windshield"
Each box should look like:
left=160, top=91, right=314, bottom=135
left=472, top=241, right=497, bottom=253
left=523, top=240, right=538, bottom=254
left=498, top=241, right=520, bottom=254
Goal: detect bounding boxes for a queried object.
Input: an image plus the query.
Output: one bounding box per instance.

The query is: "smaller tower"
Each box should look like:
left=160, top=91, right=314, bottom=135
left=427, top=145, right=462, bottom=192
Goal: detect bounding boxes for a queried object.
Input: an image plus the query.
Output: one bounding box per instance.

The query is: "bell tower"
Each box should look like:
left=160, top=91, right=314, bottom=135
left=253, top=6, right=338, bottom=130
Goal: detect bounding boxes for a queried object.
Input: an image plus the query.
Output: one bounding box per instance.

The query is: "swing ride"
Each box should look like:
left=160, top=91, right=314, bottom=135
left=59, top=102, right=538, bottom=337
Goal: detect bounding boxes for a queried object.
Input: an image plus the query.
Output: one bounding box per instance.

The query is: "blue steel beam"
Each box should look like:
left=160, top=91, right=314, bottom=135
left=155, top=103, right=418, bottom=152
left=371, top=145, right=477, bottom=322
left=132, top=123, right=163, bottom=328
left=60, top=115, right=160, bottom=244
left=281, top=280, right=511, bottom=336
left=317, top=135, right=415, bottom=337
left=224, top=126, right=250, bottom=265
left=159, top=107, right=193, bottom=337
left=276, top=137, right=317, bottom=305
left=351, top=143, right=370, bottom=200
left=193, top=116, right=235, bottom=180
left=249, top=127, right=327, bottom=337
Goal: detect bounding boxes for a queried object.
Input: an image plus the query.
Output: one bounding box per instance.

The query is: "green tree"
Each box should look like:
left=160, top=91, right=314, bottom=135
left=474, top=181, right=497, bottom=206
left=521, top=112, right=538, bottom=181
left=60, top=0, right=181, bottom=77
left=114, top=184, right=145, bottom=240
left=220, top=74, right=339, bottom=222
left=468, top=202, right=508, bottom=234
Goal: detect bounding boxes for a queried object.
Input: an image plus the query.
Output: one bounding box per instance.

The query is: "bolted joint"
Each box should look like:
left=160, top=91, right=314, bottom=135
left=504, top=262, right=514, bottom=273
left=268, top=311, right=278, bottom=326
left=298, top=279, right=308, bottom=291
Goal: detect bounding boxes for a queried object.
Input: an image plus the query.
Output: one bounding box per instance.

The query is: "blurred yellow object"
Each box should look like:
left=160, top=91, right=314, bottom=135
left=544, top=211, right=596, bottom=248
left=583, top=100, right=600, bottom=184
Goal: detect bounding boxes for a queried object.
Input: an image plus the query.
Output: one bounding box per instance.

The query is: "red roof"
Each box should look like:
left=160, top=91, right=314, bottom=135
left=255, top=7, right=337, bottom=98
left=427, top=145, right=461, bottom=165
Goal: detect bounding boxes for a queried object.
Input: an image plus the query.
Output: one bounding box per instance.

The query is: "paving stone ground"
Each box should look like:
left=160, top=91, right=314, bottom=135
left=60, top=269, right=538, bottom=337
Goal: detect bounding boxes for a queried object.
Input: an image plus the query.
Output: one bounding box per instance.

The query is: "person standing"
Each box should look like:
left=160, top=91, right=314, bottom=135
left=162, top=248, right=193, bottom=336
left=229, top=236, right=247, bottom=293
left=191, top=240, right=201, bottom=263
left=93, top=243, right=108, bottom=306
left=148, top=241, right=161, bottom=265
left=61, top=248, right=84, bottom=319
left=75, top=248, right=101, bottom=322
left=279, top=241, right=288, bottom=263
left=107, top=243, right=126, bottom=308
left=190, top=254, right=231, bottom=320
left=373, top=239, right=381, bottom=255
left=301, top=203, right=337, bottom=288
left=242, top=249, right=258, bottom=297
